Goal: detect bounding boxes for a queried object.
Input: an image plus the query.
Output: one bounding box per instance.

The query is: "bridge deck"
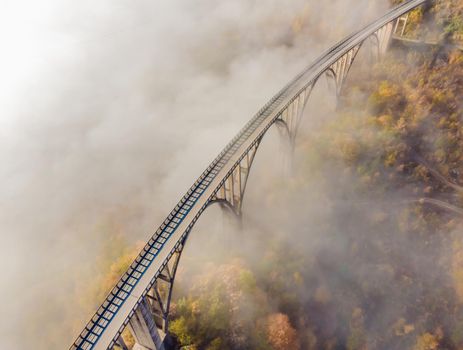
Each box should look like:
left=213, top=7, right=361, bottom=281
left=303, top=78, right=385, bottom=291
left=71, top=1, right=428, bottom=349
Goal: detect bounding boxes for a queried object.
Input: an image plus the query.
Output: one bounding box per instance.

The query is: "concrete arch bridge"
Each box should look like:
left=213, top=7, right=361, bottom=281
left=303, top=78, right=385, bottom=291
left=71, top=1, right=431, bottom=349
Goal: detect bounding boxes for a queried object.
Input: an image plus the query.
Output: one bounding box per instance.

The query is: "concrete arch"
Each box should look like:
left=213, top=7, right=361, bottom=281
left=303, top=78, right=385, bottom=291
left=70, top=2, right=430, bottom=349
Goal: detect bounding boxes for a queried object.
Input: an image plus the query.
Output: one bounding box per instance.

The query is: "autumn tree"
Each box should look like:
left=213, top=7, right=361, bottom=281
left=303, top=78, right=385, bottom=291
left=266, top=313, right=300, bottom=350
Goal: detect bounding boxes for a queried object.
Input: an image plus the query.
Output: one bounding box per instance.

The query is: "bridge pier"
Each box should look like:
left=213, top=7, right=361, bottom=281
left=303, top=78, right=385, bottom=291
left=211, top=140, right=260, bottom=217
left=128, top=299, right=166, bottom=350
left=322, top=44, right=362, bottom=106
left=378, top=21, right=395, bottom=56
left=276, top=84, right=312, bottom=147
left=394, top=13, right=409, bottom=38
left=115, top=336, right=129, bottom=350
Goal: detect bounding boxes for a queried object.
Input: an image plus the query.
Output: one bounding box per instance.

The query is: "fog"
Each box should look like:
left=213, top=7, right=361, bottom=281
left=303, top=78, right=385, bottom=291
left=0, top=1, right=390, bottom=349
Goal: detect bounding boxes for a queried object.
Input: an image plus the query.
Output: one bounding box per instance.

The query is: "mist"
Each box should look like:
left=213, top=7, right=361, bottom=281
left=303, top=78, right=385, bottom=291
left=0, top=1, right=393, bottom=349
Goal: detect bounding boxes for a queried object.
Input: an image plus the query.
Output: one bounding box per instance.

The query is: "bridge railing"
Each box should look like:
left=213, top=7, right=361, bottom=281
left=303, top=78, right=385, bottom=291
left=70, top=1, right=430, bottom=349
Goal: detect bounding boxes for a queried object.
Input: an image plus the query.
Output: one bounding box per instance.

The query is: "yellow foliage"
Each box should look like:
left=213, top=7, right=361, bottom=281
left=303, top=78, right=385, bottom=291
left=449, top=51, right=463, bottom=65
left=384, top=150, right=398, bottom=167
left=413, top=333, right=439, bottom=350
left=377, top=114, right=394, bottom=129
left=452, top=237, right=463, bottom=302
left=266, top=313, right=300, bottom=350
left=340, top=138, right=361, bottom=165
left=377, top=81, right=400, bottom=100
left=393, top=318, right=415, bottom=336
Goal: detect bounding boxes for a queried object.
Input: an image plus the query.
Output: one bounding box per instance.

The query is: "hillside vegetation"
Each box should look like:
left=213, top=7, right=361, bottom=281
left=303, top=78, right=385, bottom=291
left=82, top=1, right=463, bottom=349
left=166, top=2, right=463, bottom=349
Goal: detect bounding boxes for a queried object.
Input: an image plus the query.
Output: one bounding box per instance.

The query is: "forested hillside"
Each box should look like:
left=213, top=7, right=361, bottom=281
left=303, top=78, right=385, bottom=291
left=165, top=2, right=463, bottom=349
left=82, top=1, right=463, bottom=349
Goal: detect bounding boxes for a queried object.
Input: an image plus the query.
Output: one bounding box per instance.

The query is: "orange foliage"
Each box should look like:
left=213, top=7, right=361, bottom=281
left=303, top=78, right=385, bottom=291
left=266, top=313, right=300, bottom=350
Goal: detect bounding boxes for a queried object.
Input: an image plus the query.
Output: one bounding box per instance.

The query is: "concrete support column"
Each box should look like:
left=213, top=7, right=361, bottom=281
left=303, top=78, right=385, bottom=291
left=378, top=22, right=394, bottom=56
left=116, top=336, right=129, bottom=350
left=128, top=299, right=165, bottom=350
